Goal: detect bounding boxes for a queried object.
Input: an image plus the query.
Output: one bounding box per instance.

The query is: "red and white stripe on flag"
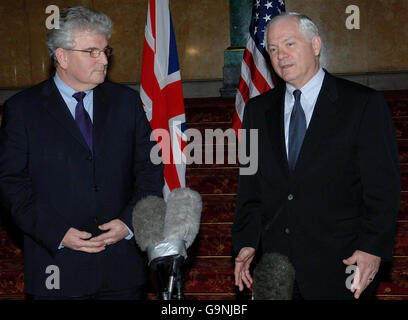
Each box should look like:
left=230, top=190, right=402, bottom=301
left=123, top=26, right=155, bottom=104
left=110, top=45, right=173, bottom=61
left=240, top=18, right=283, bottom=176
left=232, top=0, right=286, bottom=136
left=140, top=0, right=186, bottom=199
left=232, top=36, right=273, bottom=135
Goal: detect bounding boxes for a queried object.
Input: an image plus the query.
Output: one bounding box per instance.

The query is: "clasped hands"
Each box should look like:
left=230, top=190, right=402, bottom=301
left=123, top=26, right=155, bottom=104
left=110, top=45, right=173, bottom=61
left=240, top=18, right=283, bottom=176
left=61, top=219, right=129, bottom=253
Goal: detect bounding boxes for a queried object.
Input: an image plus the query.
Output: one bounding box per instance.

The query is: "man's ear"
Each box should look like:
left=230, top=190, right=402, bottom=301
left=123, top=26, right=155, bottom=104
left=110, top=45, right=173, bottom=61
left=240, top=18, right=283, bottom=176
left=311, top=36, right=322, bottom=57
left=54, top=48, right=68, bottom=69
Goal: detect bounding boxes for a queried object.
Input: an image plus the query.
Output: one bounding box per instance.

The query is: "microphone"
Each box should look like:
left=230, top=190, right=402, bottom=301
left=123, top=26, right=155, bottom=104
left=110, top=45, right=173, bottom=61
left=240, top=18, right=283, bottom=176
left=132, top=195, right=166, bottom=252
left=252, top=252, right=295, bottom=300
left=163, top=187, right=202, bottom=249
left=132, top=195, right=170, bottom=299
left=162, top=188, right=202, bottom=299
left=131, top=188, right=202, bottom=300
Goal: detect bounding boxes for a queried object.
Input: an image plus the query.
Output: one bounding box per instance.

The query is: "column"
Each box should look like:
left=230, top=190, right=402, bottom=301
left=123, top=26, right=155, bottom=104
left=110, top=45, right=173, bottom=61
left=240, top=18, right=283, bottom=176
left=220, top=0, right=253, bottom=97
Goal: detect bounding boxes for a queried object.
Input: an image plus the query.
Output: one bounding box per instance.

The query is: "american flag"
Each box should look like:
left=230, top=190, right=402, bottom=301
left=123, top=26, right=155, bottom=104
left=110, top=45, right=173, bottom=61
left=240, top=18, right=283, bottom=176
left=140, top=0, right=186, bottom=199
left=232, top=0, right=285, bottom=135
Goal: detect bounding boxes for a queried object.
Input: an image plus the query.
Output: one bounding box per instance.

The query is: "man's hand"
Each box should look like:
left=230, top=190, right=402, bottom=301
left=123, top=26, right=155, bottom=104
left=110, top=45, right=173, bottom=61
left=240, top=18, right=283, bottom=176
left=61, top=227, right=106, bottom=253
left=234, top=247, right=256, bottom=291
left=89, top=219, right=130, bottom=246
left=343, top=250, right=381, bottom=299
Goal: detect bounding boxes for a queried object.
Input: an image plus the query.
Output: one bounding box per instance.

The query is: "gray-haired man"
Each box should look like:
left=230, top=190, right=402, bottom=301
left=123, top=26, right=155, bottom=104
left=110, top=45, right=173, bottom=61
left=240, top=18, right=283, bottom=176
left=0, top=6, right=163, bottom=299
left=232, top=12, right=400, bottom=300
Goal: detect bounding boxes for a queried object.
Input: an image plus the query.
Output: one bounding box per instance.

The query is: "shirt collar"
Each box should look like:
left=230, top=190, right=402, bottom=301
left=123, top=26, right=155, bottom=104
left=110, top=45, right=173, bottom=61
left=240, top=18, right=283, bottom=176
left=285, top=68, right=325, bottom=104
left=53, top=72, right=92, bottom=101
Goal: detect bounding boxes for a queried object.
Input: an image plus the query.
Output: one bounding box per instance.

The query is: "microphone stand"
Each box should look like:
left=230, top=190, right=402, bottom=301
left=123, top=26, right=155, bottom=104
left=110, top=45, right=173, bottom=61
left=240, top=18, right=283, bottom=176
left=175, top=263, right=184, bottom=300
left=151, top=257, right=172, bottom=300
left=147, top=241, right=187, bottom=300
left=167, top=254, right=185, bottom=300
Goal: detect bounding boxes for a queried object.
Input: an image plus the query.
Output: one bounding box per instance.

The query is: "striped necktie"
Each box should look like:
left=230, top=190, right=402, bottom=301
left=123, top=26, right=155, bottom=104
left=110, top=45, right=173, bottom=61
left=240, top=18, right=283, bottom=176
left=288, top=89, right=306, bottom=171
left=73, top=91, right=93, bottom=153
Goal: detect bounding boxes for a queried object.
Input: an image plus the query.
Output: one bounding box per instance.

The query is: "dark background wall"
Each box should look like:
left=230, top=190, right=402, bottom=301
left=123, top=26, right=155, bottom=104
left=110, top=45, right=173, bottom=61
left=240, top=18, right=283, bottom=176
left=0, top=0, right=407, bottom=88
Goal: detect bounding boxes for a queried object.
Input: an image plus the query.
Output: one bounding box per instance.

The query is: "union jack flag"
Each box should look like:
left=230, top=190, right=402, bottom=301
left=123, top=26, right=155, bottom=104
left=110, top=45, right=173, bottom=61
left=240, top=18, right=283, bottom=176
left=232, top=0, right=285, bottom=135
left=140, top=0, right=186, bottom=199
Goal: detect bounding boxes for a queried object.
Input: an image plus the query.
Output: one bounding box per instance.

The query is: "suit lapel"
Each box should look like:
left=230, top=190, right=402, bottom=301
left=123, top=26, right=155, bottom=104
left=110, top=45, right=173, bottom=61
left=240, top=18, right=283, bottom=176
left=293, top=71, right=341, bottom=176
left=42, top=79, right=90, bottom=152
left=92, top=84, right=111, bottom=156
left=264, top=86, right=290, bottom=178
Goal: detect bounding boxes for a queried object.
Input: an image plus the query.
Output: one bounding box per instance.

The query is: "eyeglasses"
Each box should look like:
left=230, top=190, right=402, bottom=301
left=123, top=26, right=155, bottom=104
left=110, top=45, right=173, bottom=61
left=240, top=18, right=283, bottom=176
left=66, top=46, right=113, bottom=58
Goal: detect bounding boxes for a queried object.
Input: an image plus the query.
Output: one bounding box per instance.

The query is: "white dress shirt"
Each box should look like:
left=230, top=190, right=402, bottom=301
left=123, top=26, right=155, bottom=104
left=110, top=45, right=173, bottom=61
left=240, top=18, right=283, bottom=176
left=53, top=73, right=94, bottom=122
left=284, top=68, right=325, bottom=156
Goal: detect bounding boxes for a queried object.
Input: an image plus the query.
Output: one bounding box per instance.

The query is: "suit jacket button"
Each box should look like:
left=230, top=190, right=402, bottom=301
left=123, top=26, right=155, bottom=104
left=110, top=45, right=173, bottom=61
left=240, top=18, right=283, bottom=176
left=94, top=185, right=99, bottom=192
left=87, top=155, right=93, bottom=161
left=285, top=227, right=290, bottom=235
left=288, top=194, right=294, bottom=200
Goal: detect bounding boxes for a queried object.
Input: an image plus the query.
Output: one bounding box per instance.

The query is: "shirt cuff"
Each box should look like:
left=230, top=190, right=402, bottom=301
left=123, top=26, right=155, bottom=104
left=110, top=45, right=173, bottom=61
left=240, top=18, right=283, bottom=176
left=125, top=226, right=134, bottom=240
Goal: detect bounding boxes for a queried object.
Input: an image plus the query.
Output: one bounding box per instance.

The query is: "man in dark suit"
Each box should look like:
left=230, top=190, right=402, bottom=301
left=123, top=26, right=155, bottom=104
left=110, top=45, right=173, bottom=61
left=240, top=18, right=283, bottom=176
left=232, top=12, right=400, bottom=299
left=0, top=6, right=163, bottom=299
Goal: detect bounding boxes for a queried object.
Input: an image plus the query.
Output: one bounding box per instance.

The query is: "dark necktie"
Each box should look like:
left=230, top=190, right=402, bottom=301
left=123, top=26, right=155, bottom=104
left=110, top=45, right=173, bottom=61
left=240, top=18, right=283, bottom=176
left=288, top=89, right=306, bottom=171
left=73, top=92, right=93, bottom=153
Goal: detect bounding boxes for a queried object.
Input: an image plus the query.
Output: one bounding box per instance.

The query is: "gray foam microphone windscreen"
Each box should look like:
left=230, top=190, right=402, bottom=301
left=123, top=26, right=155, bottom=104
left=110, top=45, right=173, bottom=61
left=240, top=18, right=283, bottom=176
left=253, top=252, right=295, bottom=300
left=163, top=188, right=202, bottom=248
left=132, top=195, right=166, bottom=251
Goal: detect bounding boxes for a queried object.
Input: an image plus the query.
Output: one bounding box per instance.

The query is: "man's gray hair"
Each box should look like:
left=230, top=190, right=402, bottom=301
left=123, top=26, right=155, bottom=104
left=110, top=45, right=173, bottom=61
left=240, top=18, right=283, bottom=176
left=264, top=12, right=327, bottom=68
left=46, top=6, right=113, bottom=64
